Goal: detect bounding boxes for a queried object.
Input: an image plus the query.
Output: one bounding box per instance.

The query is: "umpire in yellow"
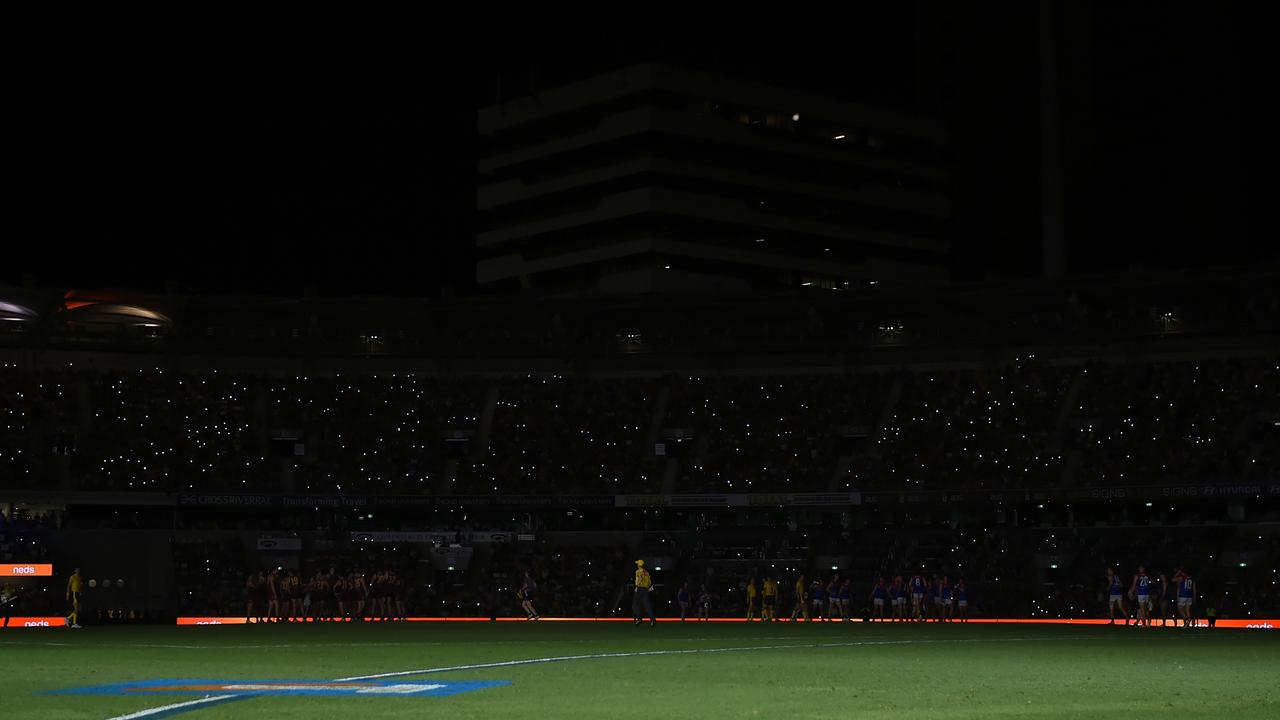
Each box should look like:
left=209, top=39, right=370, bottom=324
left=633, top=560, right=657, bottom=627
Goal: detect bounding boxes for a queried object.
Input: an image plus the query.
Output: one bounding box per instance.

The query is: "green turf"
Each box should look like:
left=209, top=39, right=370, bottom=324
left=1, top=622, right=1277, bottom=719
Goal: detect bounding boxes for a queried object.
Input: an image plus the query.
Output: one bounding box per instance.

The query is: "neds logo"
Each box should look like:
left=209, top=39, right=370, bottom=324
left=23, top=620, right=50, bottom=627
left=1245, top=623, right=1274, bottom=629
left=11, top=566, right=37, bottom=575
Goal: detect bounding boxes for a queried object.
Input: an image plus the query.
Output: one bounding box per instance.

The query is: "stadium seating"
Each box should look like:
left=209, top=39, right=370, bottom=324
left=1, top=358, right=1277, bottom=495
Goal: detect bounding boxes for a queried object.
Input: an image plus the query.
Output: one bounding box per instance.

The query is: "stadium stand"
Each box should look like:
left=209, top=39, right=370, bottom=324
left=1, top=273, right=1278, bottom=624
left=2, top=358, right=1276, bottom=495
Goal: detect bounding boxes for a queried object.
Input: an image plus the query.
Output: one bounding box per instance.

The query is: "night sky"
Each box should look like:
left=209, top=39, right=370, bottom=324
left=6, top=4, right=1263, bottom=298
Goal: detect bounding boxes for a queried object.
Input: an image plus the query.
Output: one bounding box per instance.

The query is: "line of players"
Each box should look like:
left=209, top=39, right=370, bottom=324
left=866, top=574, right=970, bottom=622
left=1105, top=565, right=1198, bottom=627
left=243, top=568, right=408, bottom=622
left=673, top=573, right=970, bottom=622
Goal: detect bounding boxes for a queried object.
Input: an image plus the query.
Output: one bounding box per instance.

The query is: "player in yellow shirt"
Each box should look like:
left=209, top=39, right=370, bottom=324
left=66, top=568, right=84, bottom=629
left=761, top=576, right=779, bottom=622
left=789, top=574, right=810, bottom=621
left=633, top=560, right=656, bottom=627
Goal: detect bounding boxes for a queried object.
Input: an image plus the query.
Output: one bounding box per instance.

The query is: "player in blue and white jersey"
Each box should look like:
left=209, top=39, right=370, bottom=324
left=810, top=580, right=826, bottom=621
left=869, top=577, right=889, bottom=621
left=1175, top=568, right=1195, bottom=627
left=890, top=576, right=906, bottom=621
left=1129, top=565, right=1152, bottom=627
left=909, top=573, right=926, bottom=621
left=1106, top=567, right=1128, bottom=625
left=826, top=575, right=842, bottom=621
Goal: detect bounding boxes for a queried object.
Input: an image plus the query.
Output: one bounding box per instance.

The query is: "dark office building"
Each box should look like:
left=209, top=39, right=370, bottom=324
left=477, top=63, right=951, bottom=295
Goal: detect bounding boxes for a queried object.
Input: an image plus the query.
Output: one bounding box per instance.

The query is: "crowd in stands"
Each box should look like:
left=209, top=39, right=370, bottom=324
left=286, top=375, right=486, bottom=495
left=1063, top=360, right=1280, bottom=485
left=453, top=377, right=659, bottom=494
left=848, top=362, right=1073, bottom=490
left=0, top=529, right=50, bottom=565
left=1, top=357, right=1277, bottom=495
left=668, top=374, right=885, bottom=492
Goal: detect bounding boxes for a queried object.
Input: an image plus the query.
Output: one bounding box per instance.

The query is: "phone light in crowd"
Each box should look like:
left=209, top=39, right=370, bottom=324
left=791, top=113, right=800, bottom=121
left=833, top=134, right=845, bottom=140
left=1050, top=564, right=1059, bottom=569
left=1240, top=563, right=1248, bottom=567
left=831, top=565, right=839, bottom=570
left=1145, top=502, right=1153, bottom=507
left=654, top=566, right=662, bottom=571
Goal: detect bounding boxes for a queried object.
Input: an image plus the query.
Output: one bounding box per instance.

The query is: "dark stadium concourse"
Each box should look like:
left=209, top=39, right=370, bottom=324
left=2, top=11, right=1279, bottom=720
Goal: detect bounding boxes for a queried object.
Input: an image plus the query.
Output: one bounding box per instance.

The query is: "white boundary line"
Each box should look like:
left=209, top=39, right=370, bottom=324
left=0, top=641, right=73, bottom=647
left=99, top=633, right=1146, bottom=718
left=105, top=695, right=235, bottom=720
left=336, top=635, right=1098, bottom=682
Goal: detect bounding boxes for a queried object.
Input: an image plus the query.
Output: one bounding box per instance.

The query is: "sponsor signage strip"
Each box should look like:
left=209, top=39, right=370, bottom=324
left=0, top=564, right=53, bottom=577
left=350, top=531, right=515, bottom=544
left=172, top=616, right=1278, bottom=629
left=0, top=617, right=69, bottom=628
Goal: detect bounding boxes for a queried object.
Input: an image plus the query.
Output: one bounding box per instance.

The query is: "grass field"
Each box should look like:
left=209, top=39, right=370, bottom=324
left=2, top=621, right=1277, bottom=719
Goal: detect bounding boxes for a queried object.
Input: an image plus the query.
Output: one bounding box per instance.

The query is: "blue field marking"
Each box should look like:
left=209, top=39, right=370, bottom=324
left=48, top=678, right=511, bottom=698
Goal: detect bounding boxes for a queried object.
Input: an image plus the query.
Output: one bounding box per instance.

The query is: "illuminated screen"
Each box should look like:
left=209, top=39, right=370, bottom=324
left=0, top=564, right=54, bottom=577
